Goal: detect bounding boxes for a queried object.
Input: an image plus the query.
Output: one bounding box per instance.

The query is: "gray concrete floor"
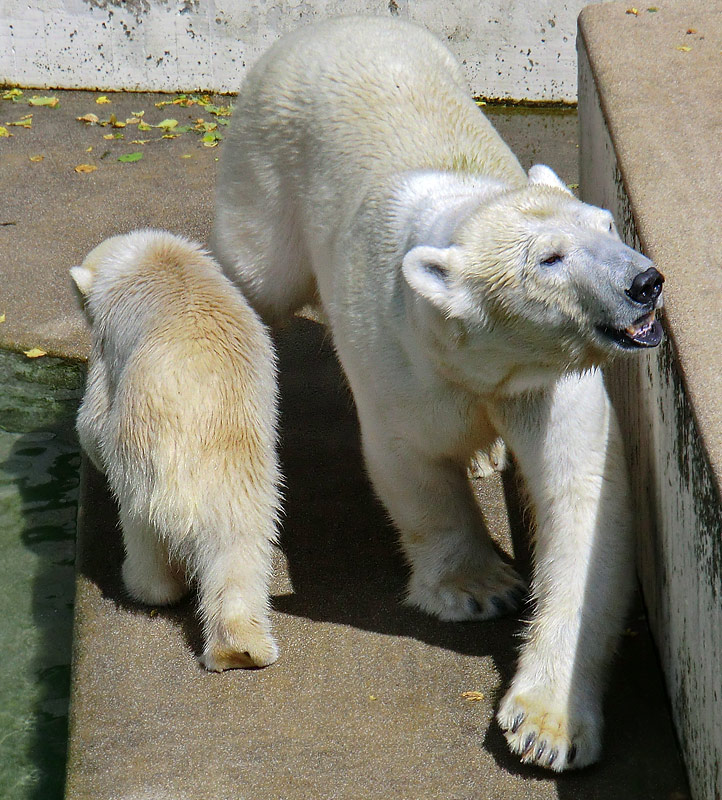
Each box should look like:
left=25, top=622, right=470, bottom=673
left=1, top=90, right=689, bottom=799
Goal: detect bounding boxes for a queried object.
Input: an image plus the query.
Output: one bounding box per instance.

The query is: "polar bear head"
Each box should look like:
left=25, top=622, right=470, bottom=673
left=401, top=165, right=664, bottom=374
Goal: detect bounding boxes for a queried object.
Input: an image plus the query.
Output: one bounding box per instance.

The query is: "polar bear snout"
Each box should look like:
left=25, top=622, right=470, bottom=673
left=625, top=266, right=664, bottom=306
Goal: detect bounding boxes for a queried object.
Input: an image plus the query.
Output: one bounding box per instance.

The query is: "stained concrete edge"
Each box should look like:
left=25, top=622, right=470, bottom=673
left=578, top=3, right=722, bottom=799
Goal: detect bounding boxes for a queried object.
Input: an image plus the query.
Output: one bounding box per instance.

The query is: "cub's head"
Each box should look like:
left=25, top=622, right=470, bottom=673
left=70, top=235, right=131, bottom=301
left=402, top=165, right=664, bottom=371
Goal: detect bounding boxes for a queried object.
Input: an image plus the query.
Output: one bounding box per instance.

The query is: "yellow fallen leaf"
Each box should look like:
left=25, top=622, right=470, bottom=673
left=24, top=348, right=47, bottom=358
left=2, top=88, right=23, bottom=100
left=0, top=313, right=5, bottom=323
left=0, top=126, right=11, bottom=137
left=461, top=691, right=485, bottom=702
left=181, top=154, right=193, bottom=158
left=85, top=146, right=93, bottom=152
left=29, top=154, right=44, bottom=162
left=368, top=695, right=377, bottom=701
left=76, top=113, right=99, bottom=124
left=626, top=7, right=639, bottom=14
left=74, top=164, right=97, bottom=173
left=676, top=45, right=691, bottom=51
left=130, top=139, right=151, bottom=145
left=96, top=95, right=112, bottom=104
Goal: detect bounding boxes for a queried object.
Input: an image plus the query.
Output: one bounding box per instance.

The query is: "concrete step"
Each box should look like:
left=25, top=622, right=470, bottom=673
left=1, top=90, right=689, bottom=798
left=578, top=3, right=722, bottom=799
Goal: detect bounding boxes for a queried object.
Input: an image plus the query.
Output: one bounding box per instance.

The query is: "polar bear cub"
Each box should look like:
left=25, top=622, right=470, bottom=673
left=72, top=230, right=281, bottom=671
left=212, top=17, right=664, bottom=768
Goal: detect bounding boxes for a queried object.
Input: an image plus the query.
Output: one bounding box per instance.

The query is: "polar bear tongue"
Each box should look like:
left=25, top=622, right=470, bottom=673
left=625, top=310, right=662, bottom=347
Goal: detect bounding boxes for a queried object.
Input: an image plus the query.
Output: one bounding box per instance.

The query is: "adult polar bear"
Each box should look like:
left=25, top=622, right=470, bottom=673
left=212, top=17, right=664, bottom=770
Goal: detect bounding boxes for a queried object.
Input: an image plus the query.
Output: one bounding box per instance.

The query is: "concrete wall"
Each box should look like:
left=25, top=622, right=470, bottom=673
left=1, top=0, right=590, bottom=100
left=578, top=28, right=722, bottom=800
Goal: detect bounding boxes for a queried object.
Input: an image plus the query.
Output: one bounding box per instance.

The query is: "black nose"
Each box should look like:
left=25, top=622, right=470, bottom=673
left=626, top=267, right=664, bottom=305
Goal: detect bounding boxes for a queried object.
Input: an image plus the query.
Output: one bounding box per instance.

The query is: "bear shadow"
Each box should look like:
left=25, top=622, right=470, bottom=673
left=270, top=315, right=690, bottom=797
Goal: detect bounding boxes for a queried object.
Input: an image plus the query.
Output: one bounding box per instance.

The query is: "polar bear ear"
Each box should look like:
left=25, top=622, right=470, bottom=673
left=402, top=245, right=468, bottom=315
left=528, top=164, right=572, bottom=194
left=70, top=266, right=94, bottom=297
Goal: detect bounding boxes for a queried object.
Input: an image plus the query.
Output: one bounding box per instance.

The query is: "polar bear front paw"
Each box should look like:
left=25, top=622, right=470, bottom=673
left=497, top=686, right=602, bottom=771
left=406, top=557, right=526, bottom=621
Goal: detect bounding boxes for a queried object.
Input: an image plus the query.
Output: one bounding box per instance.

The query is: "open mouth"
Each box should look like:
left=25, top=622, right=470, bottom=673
left=597, top=310, right=663, bottom=350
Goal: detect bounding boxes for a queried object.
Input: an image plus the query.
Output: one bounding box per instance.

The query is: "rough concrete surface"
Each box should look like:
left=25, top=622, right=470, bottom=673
left=579, top=4, right=722, bottom=799
left=1, top=91, right=689, bottom=798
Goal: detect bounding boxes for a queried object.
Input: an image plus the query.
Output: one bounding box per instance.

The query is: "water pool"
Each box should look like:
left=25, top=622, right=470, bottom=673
left=0, top=350, right=83, bottom=799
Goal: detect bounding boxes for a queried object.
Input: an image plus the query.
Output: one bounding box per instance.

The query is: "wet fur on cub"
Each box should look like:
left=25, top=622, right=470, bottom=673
left=72, top=230, right=281, bottom=671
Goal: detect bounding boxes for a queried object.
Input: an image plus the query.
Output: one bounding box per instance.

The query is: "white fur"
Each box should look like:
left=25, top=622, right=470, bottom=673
left=212, top=17, right=663, bottom=768
left=73, top=230, right=282, bottom=671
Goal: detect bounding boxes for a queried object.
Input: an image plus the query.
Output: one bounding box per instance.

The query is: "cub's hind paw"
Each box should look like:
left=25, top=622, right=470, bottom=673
left=406, top=557, right=526, bottom=622
left=497, top=688, right=601, bottom=771
left=200, top=619, right=278, bottom=671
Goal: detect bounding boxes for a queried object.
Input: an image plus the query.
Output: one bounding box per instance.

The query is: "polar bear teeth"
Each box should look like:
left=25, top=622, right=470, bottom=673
left=625, top=309, right=656, bottom=338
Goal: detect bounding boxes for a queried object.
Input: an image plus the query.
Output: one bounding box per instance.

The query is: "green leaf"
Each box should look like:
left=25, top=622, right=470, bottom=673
left=117, top=152, right=143, bottom=163
left=156, top=118, right=178, bottom=131
left=27, top=95, right=59, bottom=107
left=2, top=88, right=23, bottom=101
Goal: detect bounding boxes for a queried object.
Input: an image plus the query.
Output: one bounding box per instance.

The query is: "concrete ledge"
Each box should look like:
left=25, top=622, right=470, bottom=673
left=578, top=4, right=722, bottom=799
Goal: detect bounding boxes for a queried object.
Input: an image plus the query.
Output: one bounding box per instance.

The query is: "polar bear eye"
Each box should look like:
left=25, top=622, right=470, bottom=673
left=540, top=253, right=563, bottom=267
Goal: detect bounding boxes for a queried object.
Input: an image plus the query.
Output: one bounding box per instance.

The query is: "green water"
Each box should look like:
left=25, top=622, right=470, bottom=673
left=0, top=350, right=83, bottom=799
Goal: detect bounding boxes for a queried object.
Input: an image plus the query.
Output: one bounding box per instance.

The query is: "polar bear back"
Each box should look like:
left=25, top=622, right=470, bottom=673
left=226, top=17, right=526, bottom=195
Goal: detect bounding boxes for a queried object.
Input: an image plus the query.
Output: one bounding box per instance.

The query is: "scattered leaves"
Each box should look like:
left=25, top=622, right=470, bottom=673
left=103, top=132, right=124, bottom=140
left=368, top=695, right=377, bottom=701
left=2, top=88, right=23, bottom=101
left=27, top=95, right=59, bottom=107
left=76, top=113, right=100, bottom=124
left=107, top=113, right=126, bottom=128
left=626, top=7, right=639, bottom=15
left=74, top=164, right=97, bottom=173
left=8, top=116, right=32, bottom=128
left=23, top=348, right=47, bottom=358
left=676, top=45, right=691, bottom=51
left=137, top=121, right=152, bottom=132
left=29, top=154, right=44, bottom=162
left=567, top=182, right=579, bottom=190
left=85, top=146, right=93, bottom=152
left=0, top=126, right=10, bottom=138
left=96, top=95, right=112, bottom=104
left=156, top=118, right=178, bottom=131
left=118, top=152, right=143, bottom=163
left=647, top=6, right=658, bottom=11
left=130, top=139, right=151, bottom=145
left=461, top=691, right=486, bottom=702
left=0, top=313, right=5, bottom=323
